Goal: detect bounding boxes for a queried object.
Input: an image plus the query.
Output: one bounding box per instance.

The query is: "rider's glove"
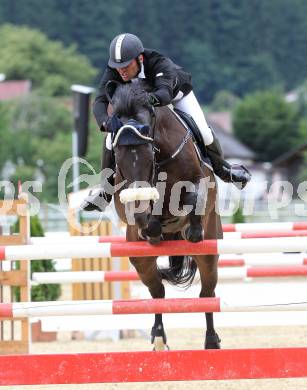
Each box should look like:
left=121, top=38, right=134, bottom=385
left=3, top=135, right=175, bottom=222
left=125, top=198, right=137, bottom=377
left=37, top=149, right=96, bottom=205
left=147, top=93, right=160, bottom=107
left=102, top=117, right=112, bottom=132
left=102, top=115, right=123, bottom=133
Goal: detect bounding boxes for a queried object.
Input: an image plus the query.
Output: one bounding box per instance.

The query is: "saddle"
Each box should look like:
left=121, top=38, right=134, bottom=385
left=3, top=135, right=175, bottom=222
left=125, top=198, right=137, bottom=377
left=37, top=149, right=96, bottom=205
left=173, top=108, right=212, bottom=167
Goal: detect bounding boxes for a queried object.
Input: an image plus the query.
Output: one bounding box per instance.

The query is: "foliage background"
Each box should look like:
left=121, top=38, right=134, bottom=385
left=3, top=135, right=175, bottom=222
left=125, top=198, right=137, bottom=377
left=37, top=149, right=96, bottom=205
left=1, top=0, right=307, bottom=102
left=0, top=0, right=307, bottom=199
left=13, top=215, right=61, bottom=301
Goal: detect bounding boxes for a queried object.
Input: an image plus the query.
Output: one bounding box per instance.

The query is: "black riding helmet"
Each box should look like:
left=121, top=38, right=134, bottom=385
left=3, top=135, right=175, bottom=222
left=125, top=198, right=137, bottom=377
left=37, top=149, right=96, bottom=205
left=108, top=33, right=144, bottom=68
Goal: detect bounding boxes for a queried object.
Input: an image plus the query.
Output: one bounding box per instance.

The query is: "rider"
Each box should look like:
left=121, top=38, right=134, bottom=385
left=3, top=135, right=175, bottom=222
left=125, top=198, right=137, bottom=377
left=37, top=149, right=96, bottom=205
left=81, top=33, right=251, bottom=211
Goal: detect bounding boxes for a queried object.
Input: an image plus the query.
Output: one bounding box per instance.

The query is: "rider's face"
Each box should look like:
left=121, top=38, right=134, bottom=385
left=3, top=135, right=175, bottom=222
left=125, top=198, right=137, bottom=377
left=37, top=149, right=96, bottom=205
left=116, top=58, right=140, bottom=82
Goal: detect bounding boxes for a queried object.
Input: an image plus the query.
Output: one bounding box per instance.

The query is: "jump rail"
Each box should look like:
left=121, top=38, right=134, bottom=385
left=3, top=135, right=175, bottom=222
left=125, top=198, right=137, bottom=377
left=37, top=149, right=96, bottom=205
left=218, top=254, right=307, bottom=267
left=1, top=297, right=307, bottom=318
left=31, top=265, right=307, bottom=284
left=223, top=221, right=307, bottom=232
left=28, top=229, right=307, bottom=245
left=1, top=348, right=307, bottom=384
left=1, top=237, right=307, bottom=260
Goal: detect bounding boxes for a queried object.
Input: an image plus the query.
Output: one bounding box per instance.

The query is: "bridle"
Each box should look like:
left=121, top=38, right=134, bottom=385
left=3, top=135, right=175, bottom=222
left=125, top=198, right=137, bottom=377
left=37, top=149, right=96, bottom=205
left=113, top=104, right=192, bottom=190
left=112, top=95, right=192, bottom=192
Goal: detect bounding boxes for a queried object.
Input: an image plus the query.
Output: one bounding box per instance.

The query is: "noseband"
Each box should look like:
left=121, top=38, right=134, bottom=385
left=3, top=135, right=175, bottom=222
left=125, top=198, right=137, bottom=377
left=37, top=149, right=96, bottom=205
left=112, top=121, right=154, bottom=148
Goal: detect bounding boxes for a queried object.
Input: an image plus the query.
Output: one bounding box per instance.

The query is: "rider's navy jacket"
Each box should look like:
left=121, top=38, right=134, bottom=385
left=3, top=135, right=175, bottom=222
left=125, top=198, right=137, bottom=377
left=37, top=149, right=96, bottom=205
left=93, top=48, right=192, bottom=131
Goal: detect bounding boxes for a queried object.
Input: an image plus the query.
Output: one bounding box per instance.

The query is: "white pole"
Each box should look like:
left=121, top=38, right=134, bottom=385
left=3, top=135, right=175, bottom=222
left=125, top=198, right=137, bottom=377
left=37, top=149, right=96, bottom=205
left=4, top=243, right=112, bottom=260
left=32, top=271, right=106, bottom=284
left=72, top=132, right=79, bottom=195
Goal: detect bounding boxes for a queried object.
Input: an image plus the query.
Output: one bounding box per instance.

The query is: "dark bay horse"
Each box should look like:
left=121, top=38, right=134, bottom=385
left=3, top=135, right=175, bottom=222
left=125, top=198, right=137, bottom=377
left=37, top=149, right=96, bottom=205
left=109, top=80, right=223, bottom=350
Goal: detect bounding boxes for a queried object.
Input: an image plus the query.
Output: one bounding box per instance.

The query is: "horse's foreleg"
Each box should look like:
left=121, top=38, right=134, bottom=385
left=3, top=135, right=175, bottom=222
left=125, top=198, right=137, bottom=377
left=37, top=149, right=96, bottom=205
left=141, top=215, right=162, bottom=245
left=130, top=257, right=169, bottom=350
left=183, top=191, right=203, bottom=242
left=194, top=254, right=221, bottom=349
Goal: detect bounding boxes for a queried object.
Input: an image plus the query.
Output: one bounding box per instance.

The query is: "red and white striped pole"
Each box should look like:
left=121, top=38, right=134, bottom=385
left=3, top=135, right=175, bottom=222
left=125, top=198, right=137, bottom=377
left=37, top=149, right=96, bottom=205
left=1, top=297, right=307, bottom=318
left=218, top=254, right=307, bottom=267
left=1, top=237, right=307, bottom=261
left=223, top=221, right=307, bottom=232
left=31, top=265, right=307, bottom=284
left=32, top=270, right=140, bottom=284
left=28, top=229, right=307, bottom=245
left=224, top=230, right=307, bottom=239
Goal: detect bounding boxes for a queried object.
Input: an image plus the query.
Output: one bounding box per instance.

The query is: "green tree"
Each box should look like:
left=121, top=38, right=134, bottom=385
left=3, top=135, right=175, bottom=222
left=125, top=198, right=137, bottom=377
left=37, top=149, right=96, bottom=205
left=14, top=215, right=61, bottom=302
left=298, top=152, right=307, bottom=183
left=268, top=0, right=307, bottom=90
left=0, top=0, right=124, bottom=69
left=9, top=93, right=72, bottom=140
left=211, top=90, right=240, bottom=111
left=231, top=206, right=245, bottom=223
left=297, top=118, right=307, bottom=145
left=32, top=116, right=103, bottom=202
left=0, top=102, right=13, bottom=170
left=0, top=24, right=97, bottom=95
left=33, top=132, right=73, bottom=202
left=30, top=215, right=61, bottom=301
left=292, top=80, right=307, bottom=118
left=0, top=90, right=104, bottom=203
left=0, top=94, right=74, bottom=201
left=181, top=40, right=218, bottom=102
left=233, top=91, right=299, bottom=161
left=232, top=53, right=281, bottom=96
left=2, top=1, right=307, bottom=101
left=67, top=0, right=124, bottom=67
left=1, top=94, right=72, bottom=196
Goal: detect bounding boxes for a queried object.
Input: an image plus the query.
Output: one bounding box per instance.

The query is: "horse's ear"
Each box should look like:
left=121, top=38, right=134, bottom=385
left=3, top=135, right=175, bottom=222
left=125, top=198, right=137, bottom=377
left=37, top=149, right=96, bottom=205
left=105, top=80, right=121, bottom=103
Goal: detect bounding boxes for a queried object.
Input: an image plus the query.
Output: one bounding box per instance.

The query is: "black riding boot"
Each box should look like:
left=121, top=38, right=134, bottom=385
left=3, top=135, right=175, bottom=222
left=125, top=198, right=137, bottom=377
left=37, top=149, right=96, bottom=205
left=80, top=146, right=115, bottom=212
left=207, top=131, right=251, bottom=189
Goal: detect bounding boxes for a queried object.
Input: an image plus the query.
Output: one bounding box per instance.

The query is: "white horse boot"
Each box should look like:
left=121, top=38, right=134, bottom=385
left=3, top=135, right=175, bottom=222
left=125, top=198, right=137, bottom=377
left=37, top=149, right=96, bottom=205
left=80, top=148, right=115, bottom=212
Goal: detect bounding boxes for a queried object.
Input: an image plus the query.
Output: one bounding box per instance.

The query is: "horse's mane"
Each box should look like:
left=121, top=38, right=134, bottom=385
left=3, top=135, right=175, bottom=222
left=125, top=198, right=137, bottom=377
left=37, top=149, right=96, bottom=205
left=112, top=81, right=150, bottom=118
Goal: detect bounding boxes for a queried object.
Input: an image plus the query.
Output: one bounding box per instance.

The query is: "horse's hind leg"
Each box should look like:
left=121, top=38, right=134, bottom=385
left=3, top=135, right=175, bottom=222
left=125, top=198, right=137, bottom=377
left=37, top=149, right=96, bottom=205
left=194, top=254, right=221, bottom=349
left=129, top=256, right=169, bottom=350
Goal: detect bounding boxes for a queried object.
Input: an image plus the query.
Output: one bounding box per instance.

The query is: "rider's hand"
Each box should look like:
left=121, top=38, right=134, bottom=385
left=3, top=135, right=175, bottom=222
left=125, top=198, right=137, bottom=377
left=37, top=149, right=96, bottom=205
left=103, top=115, right=123, bottom=133
left=147, top=93, right=160, bottom=107
left=102, top=117, right=113, bottom=132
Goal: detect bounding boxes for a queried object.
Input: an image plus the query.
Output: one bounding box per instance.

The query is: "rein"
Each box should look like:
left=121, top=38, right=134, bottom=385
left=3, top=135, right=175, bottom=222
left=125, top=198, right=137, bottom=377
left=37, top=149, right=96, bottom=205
left=155, top=129, right=192, bottom=169
left=152, top=107, right=192, bottom=170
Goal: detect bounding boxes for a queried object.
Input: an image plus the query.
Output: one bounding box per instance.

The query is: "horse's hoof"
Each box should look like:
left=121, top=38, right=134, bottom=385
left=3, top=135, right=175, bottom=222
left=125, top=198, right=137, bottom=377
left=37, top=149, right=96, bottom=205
left=184, top=225, right=204, bottom=243
left=148, top=235, right=162, bottom=245
left=205, top=333, right=221, bottom=349
left=152, top=336, right=170, bottom=351
left=147, top=218, right=162, bottom=238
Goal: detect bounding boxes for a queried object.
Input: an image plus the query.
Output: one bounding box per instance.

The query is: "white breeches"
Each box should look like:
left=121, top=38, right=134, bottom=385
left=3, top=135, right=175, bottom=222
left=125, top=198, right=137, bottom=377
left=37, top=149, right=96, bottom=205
left=105, top=90, right=213, bottom=150
left=106, top=132, right=113, bottom=150
left=173, top=91, right=214, bottom=145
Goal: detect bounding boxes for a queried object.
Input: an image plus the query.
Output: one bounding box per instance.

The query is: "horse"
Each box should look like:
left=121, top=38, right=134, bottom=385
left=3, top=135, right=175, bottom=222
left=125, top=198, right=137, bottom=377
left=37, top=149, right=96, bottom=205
left=108, top=80, right=223, bottom=350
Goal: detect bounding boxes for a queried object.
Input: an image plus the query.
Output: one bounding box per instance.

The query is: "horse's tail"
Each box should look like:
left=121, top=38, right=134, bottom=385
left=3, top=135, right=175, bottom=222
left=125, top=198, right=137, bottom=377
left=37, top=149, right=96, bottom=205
left=158, top=256, right=197, bottom=288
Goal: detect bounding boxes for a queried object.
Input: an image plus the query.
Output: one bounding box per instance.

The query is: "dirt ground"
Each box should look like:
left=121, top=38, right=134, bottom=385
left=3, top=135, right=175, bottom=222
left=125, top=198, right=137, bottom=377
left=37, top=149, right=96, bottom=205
left=3, top=325, right=307, bottom=390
